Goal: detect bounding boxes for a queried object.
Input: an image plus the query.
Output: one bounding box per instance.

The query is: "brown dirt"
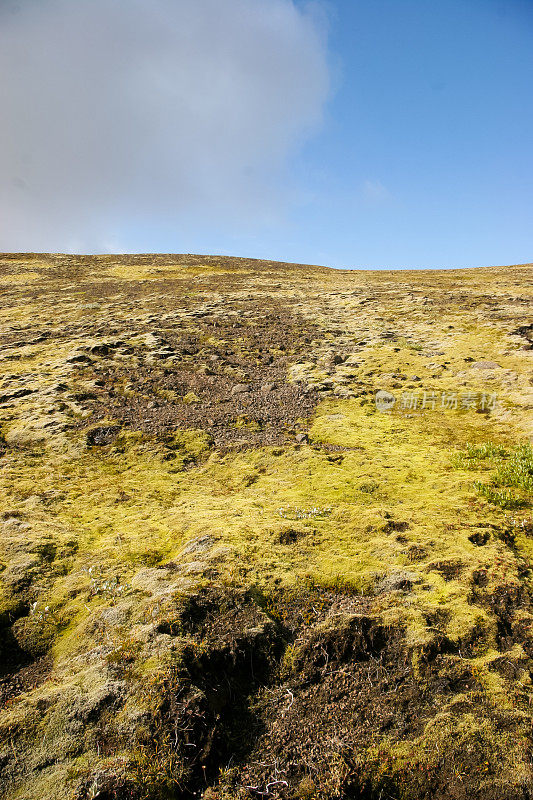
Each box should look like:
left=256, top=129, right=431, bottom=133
left=73, top=301, right=323, bottom=449
left=69, top=586, right=531, bottom=800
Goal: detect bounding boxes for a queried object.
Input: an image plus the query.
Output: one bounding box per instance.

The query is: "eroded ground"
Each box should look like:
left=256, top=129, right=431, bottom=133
left=0, top=254, right=532, bottom=800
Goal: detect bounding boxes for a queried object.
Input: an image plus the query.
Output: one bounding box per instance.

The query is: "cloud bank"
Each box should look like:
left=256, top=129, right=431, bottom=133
left=0, top=0, right=329, bottom=252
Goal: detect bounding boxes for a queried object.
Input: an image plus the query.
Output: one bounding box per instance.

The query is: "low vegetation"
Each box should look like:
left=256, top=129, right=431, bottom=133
left=0, top=253, right=532, bottom=799
left=454, top=441, right=533, bottom=509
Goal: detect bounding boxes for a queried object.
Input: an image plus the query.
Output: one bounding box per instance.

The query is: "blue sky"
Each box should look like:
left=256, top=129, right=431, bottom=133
left=288, top=0, right=533, bottom=269
left=1, top=0, right=532, bottom=268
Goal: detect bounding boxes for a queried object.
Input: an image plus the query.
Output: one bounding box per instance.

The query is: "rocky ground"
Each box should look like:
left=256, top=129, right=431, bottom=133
left=0, top=253, right=532, bottom=800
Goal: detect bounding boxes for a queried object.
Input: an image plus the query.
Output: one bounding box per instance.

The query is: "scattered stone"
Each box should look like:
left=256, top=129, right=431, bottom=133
left=231, top=383, right=251, bottom=394
left=471, top=361, right=500, bottom=369
left=295, top=432, right=308, bottom=444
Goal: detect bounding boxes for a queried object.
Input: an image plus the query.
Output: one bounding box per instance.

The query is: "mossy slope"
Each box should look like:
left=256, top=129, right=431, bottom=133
left=0, top=254, right=532, bottom=799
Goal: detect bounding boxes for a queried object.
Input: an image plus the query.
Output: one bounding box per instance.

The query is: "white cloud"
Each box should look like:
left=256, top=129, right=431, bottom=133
left=0, top=0, right=329, bottom=252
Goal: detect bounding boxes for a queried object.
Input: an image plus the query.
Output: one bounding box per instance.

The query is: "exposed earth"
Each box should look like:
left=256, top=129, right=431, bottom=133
left=0, top=253, right=532, bottom=800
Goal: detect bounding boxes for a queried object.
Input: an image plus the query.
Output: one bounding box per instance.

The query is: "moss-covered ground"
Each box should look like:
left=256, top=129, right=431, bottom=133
left=0, top=254, right=532, bottom=799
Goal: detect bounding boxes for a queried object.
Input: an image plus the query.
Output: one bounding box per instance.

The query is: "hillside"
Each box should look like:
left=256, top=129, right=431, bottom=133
left=0, top=253, right=532, bottom=800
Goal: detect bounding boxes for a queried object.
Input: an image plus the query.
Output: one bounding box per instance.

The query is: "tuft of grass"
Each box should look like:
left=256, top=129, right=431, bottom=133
left=473, top=484, right=528, bottom=510
left=454, top=441, right=532, bottom=509
left=494, top=443, right=533, bottom=493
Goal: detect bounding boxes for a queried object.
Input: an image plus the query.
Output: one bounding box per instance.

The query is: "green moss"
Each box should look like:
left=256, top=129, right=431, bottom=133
left=1, top=254, right=533, bottom=799
left=360, top=710, right=531, bottom=800
left=0, top=399, right=523, bottom=663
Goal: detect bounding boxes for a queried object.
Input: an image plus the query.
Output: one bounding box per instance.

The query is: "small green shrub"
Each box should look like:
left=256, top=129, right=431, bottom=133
left=473, top=483, right=527, bottom=510
left=456, top=441, right=532, bottom=509
left=493, top=443, right=533, bottom=492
